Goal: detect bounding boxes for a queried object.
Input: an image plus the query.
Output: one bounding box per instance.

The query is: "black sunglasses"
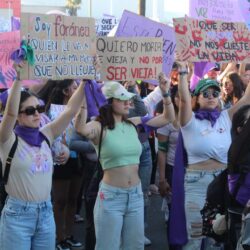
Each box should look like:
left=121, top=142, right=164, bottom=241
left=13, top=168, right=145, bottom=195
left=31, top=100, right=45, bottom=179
left=201, top=90, right=220, bottom=98
left=19, top=105, right=45, bottom=115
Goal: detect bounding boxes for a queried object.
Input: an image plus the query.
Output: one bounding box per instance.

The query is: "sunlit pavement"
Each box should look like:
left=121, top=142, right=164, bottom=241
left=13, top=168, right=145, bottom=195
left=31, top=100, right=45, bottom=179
left=73, top=194, right=169, bottom=250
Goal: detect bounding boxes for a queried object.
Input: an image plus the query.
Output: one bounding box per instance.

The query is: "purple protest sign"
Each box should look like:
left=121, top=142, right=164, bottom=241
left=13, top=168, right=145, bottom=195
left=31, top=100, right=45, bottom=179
left=190, top=62, right=215, bottom=91
left=116, top=10, right=176, bottom=77
left=239, top=0, right=250, bottom=30
left=189, top=0, right=244, bottom=22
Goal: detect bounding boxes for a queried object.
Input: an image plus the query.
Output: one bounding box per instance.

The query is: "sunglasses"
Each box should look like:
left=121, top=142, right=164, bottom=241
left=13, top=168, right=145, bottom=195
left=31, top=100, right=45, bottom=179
left=19, top=105, right=45, bottom=116
left=201, top=90, right=220, bottom=98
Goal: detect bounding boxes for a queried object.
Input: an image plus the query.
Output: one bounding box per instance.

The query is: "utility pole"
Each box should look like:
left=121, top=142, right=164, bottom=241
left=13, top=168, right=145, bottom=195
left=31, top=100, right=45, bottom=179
left=138, top=0, right=146, bottom=16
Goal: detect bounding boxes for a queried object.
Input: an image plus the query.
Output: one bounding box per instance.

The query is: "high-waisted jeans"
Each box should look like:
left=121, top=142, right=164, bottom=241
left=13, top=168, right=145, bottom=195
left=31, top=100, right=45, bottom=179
left=0, top=196, right=55, bottom=250
left=183, top=169, right=224, bottom=250
left=94, top=182, right=144, bottom=250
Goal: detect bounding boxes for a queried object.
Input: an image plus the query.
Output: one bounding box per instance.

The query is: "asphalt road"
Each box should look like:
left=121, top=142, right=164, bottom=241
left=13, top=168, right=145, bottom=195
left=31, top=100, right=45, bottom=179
left=73, top=194, right=169, bottom=250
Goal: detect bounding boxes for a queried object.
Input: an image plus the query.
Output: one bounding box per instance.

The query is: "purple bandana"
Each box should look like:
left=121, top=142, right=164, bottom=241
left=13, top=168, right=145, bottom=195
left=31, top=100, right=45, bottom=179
left=84, top=80, right=107, bottom=118
left=169, top=132, right=188, bottom=249
left=14, top=125, right=46, bottom=147
left=195, top=109, right=221, bottom=127
left=139, top=114, right=156, bottom=133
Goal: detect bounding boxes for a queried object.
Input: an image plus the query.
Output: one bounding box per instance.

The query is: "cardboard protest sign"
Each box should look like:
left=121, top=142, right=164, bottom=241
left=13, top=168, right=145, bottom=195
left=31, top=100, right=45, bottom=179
left=97, top=37, right=163, bottom=81
left=173, top=16, right=250, bottom=62
left=189, top=0, right=244, bottom=22
left=20, top=13, right=96, bottom=80
left=116, top=10, right=175, bottom=77
left=0, top=31, right=20, bottom=88
left=96, top=15, right=119, bottom=36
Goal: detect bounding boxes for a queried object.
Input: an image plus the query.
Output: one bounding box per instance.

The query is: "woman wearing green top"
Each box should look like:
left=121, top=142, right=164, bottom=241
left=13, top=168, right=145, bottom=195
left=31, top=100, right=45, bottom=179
left=75, top=73, right=175, bottom=250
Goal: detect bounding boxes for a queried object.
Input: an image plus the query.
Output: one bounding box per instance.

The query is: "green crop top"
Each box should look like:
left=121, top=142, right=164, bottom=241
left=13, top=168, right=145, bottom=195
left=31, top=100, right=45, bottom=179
left=93, top=122, right=142, bottom=170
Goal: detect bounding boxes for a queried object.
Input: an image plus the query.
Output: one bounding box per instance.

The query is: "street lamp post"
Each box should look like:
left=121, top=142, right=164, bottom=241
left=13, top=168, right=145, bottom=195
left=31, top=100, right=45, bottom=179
left=139, top=0, right=146, bottom=16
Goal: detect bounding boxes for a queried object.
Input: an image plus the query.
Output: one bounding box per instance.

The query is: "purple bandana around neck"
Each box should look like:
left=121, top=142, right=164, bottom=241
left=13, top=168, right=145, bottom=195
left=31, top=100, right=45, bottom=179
left=14, top=125, right=46, bottom=147
left=195, top=109, right=221, bottom=127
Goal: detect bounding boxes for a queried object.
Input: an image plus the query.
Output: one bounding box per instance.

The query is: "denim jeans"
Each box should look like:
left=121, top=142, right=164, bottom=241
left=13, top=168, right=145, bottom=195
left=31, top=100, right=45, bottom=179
left=0, top=196, right=55, bottom=250
left=183, top=169, right=224, bottom=250
left=94, top=182, right=144, bottom=250
left=139, top=140, right=152, bottom=230
left=139, top=140, right=152, bottom=208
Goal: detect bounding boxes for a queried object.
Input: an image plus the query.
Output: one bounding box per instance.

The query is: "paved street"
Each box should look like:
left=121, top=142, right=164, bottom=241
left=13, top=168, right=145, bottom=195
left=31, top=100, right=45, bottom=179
left=73, top=194, right=169, bottom=250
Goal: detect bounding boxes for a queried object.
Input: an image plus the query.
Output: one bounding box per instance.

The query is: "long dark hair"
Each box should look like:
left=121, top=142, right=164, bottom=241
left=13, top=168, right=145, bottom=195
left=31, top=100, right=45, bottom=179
left=38, top=79, right=74, bottom=112
left=37, top=80, right=57, bottom=106
left=95, top=98, right=130, bottom=130
left=231, top=105, right=250, bottom=139
left=18, top=90, right=34, bottom=112
left=222, top=72, right=244, bottom=104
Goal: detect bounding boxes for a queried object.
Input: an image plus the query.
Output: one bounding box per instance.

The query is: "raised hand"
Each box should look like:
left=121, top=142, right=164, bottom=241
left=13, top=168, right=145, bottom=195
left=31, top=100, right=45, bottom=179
left=158, top=72, right=170, bottom=94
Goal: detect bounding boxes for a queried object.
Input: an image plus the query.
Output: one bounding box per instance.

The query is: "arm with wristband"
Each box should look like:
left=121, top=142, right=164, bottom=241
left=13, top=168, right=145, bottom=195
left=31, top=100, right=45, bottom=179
left=129, top=73, right=175, bottom=127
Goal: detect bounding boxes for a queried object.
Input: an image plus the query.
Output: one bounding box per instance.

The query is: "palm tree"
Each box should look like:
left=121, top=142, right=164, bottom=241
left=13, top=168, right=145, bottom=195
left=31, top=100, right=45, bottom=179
left=66, top=0, right=82, bottom=16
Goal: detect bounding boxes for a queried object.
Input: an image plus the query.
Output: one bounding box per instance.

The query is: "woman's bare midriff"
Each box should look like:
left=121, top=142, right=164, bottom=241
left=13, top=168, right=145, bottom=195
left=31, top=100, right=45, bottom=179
left=102, top=165, right=140, bottom=188
left=188, top=159, right=227, bottom=171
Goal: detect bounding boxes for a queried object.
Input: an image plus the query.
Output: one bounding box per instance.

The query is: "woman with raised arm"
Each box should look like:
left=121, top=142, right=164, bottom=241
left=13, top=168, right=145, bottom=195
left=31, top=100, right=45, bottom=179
left=75, top=73, right=175, bottom=250
left=0, top=63, right=86, bottom=250
left=169, top=62, right=250, bottom=250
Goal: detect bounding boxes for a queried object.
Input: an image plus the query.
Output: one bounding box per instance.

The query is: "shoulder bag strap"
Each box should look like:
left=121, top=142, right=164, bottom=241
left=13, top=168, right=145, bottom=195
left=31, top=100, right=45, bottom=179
left=44, top=136, right=50, bottom=148
left=3, top=134, right=18, bottom=184
left=97, top=123, right=104, bottom=169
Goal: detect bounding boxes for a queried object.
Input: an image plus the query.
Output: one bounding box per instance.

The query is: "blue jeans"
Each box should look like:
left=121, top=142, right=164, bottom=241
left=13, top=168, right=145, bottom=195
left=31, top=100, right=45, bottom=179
left=183, top=169, right=224, bottom=250
left=139, top=140, right=152, bottom=208
left=94, top=182, right=144, bottom=250
left=139, top=140, right=152, bottom=229
left=0, top=196, right=55, bottom=250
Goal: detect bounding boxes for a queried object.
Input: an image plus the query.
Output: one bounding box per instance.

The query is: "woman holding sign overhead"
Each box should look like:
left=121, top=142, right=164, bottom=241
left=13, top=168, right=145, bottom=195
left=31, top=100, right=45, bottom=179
left=75, top=73, right=175, bottom=250
left=169, top=62, right=250, bottom=250
left=0, top=61, right=86, bottom=250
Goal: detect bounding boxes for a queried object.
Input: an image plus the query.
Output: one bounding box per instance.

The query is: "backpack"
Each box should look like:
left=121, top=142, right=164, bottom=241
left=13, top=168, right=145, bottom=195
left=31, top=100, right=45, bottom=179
left=200, top=168, right=246, bottom=243
left=200, top=169, right=229, bottom=242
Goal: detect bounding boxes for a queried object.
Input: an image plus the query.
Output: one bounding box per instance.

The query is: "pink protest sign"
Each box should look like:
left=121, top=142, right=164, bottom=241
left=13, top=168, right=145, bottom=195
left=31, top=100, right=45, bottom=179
left=189, top=0, right=244, bottom=22
left=173, top=16, right=250, bottom=62
left=0, top=31, right=20, bottom=88
left=116, top=10, right=175, bottom=77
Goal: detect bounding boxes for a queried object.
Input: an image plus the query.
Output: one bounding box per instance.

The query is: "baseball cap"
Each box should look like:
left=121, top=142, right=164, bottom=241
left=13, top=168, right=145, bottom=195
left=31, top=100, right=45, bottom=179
left=194, top=79, right=221, bottom=96
left=102, top=81, right=135, bottom=101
